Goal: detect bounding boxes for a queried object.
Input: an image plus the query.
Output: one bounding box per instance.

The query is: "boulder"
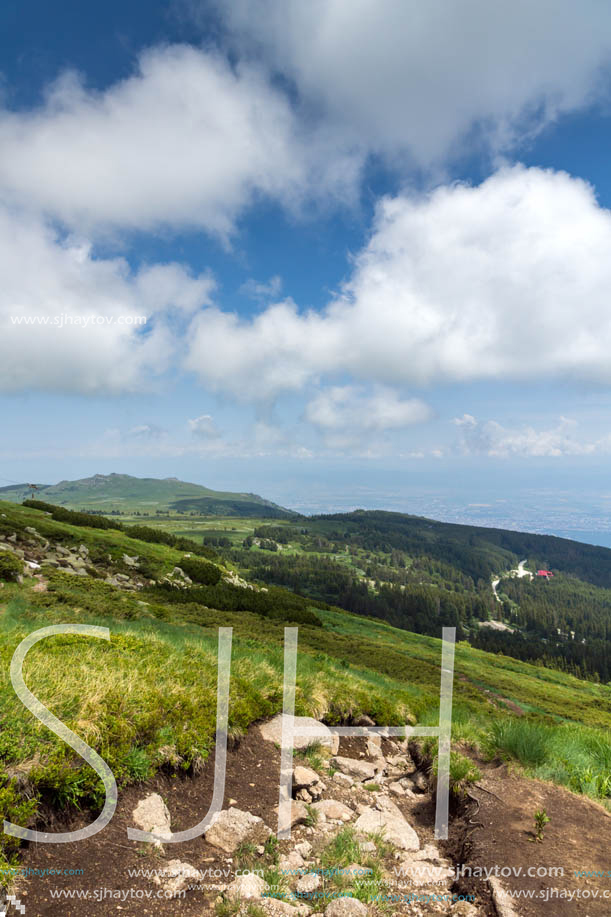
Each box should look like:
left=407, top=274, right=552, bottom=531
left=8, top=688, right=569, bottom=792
left=279, top=849, right=305, bottom=872
left=296, top=872, right=321, bottom=894
left=226, top=871, right=267, bottom=901
left=311, top=799, right=353, bottom=822
left=332, top=773, right=353, bottom=787
left=274, top=800, right=309, bottom=829
left=365, top=737, right=383, bottom=759
left=132, top=793, right=171, bottom=845
left=354, top=797, right=419, bottom=851
left=293, top=765, right=320, bottom=788
left=205, top=806, right=266, bottom=854
left=260, top=715, right=340, bottom=754
left=294, top=840, right=312, bottom=858
left=407, top=771, right=428, bottom=793
left=331, top=756, right=377, bottom=782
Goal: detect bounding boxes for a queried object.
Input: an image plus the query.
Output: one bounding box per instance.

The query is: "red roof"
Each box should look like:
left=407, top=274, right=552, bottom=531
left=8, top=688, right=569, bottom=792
left=536, top=570, right=553, bottom=576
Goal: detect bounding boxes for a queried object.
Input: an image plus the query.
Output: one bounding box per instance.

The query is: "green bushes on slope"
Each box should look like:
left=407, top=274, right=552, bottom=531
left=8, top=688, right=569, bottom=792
left=0, top=554, right=22, bottom=582
left=179, top=555, right=221, bottom=585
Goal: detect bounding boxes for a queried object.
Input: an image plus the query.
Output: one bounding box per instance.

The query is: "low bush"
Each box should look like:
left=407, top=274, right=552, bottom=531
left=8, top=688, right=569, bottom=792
left=23, top=500, right=123, bottom=531
left=179, top=556, right=221, bottom=585
left=0, top=553, right=23, bottom=582
left=147, top=580, right=323, bottom=627
left=125, top=525, right=218, bottom=560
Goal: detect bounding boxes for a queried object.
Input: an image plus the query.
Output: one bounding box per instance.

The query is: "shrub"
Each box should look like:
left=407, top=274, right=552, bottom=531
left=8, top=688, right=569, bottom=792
left=23, top=500, right=124, bottom=531
left=125, top=525, right=218, bottom=560
left=146, top=581, right=323, bottom=627
left=0, top=553, right=23, bottom=582
left=179, top=556, right=221, bottom=585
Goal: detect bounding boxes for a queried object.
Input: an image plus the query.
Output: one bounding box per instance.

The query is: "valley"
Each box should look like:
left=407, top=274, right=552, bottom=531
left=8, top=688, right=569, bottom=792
left=0, top=491, right=609, bottom=914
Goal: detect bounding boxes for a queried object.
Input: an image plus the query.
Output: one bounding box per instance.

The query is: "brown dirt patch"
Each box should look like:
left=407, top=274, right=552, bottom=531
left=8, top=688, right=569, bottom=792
left=443, top=759, right=611, bottom=916
left=14, top=726, right=283, bottom=916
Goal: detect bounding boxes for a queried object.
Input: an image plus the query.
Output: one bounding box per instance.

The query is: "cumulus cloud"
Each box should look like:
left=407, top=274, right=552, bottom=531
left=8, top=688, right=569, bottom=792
left=454, top=414, right=600, bottom=457
left=0, top=46, right=357, bottom=237
left=0, top=205, right=212, bottom=394
left=185, top=166, right=611, bottom=397
left=305, top=386, right=430, bottom=448
left=215, top=0, right=611, bottom=165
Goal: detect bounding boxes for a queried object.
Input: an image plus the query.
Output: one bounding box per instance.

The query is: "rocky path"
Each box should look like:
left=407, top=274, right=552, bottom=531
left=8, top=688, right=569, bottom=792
left=14, top=721, right=482, bottom=917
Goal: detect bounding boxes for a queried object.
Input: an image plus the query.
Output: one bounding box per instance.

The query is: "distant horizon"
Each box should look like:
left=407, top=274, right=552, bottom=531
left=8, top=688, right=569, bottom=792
left=5, top=468, right=611, bottom=549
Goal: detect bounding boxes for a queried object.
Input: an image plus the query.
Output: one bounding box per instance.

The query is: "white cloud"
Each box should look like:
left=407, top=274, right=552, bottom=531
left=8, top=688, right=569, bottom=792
left=305, top=385, right=430, bottom=448
left=188, top=414, right=220, bottom=439
left=126, top=424, right=167, bottom=439
left=454, top=414, right=599, bottom=457
left=0, top=205, right=212, bottom=394
left=0, top=46, right=353, bottom=237
left=185, top=166, right=611, bottom=397
left=240, top=275, right=283, bottom=301
left=215, top=0, right=611, bottom=165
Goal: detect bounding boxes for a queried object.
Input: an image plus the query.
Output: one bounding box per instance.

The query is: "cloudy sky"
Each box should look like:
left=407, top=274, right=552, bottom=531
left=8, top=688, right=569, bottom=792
left=3, top=0, right=611, bottom=527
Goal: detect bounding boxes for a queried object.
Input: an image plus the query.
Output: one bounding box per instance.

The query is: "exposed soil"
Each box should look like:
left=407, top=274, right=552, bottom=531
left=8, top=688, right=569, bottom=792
left=14, top=727, right=283, bottom=916
left=443, top=756, right=611, bottom=916
left=9, top=730, right=611, bottom=917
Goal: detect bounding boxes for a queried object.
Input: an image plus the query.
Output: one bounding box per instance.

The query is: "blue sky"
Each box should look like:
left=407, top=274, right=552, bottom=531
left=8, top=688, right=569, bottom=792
left=3, top=1, right=611, bottom=532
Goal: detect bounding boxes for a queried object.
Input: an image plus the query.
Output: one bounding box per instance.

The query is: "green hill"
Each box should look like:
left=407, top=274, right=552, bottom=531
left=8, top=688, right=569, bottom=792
left=0, top=473, right=295, bottom=517
left=0, top=498, right=608, bottom=877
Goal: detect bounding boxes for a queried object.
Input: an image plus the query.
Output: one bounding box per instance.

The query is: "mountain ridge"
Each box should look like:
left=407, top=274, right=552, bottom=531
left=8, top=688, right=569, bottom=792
left=0, top=473, right=296, bottom=518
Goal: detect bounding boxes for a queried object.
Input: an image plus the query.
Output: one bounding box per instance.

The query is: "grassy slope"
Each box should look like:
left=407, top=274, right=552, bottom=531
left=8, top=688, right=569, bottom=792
left=0, top=500, right=609, bottom=873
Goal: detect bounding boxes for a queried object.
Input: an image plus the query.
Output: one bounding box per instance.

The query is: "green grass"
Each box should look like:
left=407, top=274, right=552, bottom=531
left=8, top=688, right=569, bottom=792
left=0, top=498, right=610, bottom=882
left=317, top=827, right=392, bottom=913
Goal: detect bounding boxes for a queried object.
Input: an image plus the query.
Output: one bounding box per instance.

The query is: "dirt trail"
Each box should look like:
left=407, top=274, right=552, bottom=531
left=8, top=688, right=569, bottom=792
left=446, top=757, right=611, bottom=916
left=9, top=729, right=611, bottom=916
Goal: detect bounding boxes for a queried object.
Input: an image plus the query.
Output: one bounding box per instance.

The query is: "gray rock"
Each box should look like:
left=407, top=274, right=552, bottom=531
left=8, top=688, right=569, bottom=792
left=279, top=849, right=305, bottom=871
left=331, top=756, right=377, bottom=781
left=260, top=714, right=340, bottom=754
left=225, top=871, right=267, bottom=901
left=388, top=781, right=406, bottom=796
left=293, top=765, right=320, bottom=788
left=132, top=793, right=172, bottom=845
left=311, top=799, right=353, bottom=822
left=324, top=898, right=368, bottom=916
left=274, top=800, right=309, bottom=829
left=296, top=872, right=320, bottom=894
left=205, top=807, right=265, bottom=854
left=354, top=797, right=419, bottom=851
